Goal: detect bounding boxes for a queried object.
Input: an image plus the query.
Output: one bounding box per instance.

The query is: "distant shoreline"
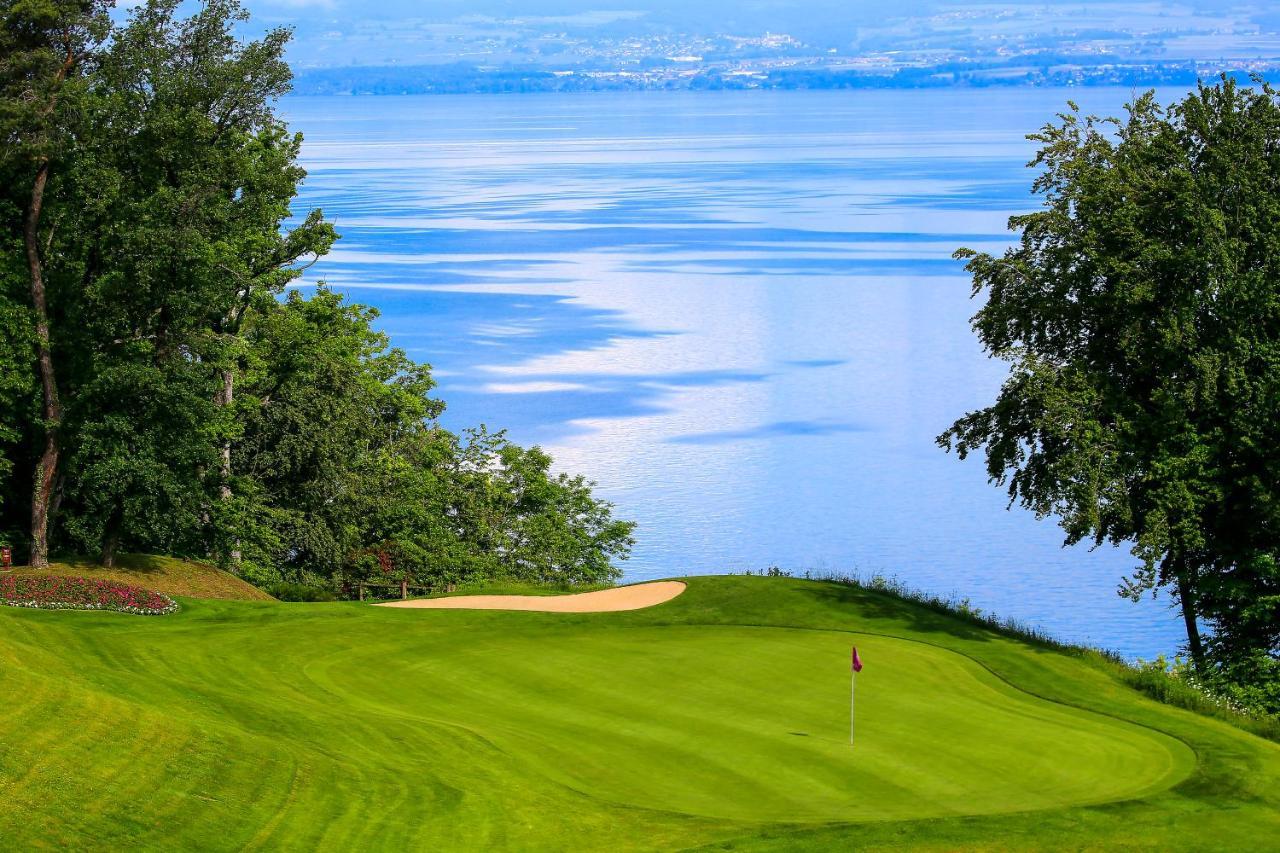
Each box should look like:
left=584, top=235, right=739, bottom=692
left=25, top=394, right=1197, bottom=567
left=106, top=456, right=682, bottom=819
left=291, top=63, right=1274, bottom=97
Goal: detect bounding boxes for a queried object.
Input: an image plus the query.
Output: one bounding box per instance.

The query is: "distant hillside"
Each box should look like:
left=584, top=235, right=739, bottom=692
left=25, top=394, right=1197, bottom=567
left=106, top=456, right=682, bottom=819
left=291, top=60, right=1224, bottom=96
left=256, top=0, right=1280, bottom=92
left=10, top=555, right=273, bottom=602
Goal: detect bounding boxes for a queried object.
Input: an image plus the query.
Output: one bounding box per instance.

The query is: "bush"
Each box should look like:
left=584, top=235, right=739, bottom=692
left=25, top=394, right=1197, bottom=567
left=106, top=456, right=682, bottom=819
left=267, top=582, right=338, bottom=602
left=235, top=560, right=283, bottom=589
left=1, top=575, right=178, bottom=615
left=1122, top=655, right=1280, bottom=740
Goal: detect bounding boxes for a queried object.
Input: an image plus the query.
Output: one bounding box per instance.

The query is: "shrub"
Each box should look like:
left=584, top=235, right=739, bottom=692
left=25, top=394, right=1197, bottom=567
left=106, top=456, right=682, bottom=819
left=1124, top=654, right=1280, bottom=735
left=1, top=575, right=178, bottom=615
left=267, top=582, right=338, bottom=602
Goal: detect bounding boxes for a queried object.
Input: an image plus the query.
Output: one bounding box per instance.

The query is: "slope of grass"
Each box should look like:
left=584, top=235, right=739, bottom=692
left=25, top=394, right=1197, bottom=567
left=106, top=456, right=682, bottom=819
left=0, top=575, right=1277, bottom=851
left=8, top=553, right=273, bottom=601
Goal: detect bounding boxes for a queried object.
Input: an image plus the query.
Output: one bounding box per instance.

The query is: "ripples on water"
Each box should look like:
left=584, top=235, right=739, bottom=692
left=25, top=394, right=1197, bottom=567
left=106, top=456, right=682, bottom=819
left=283, top=88, right=1190, bottom=659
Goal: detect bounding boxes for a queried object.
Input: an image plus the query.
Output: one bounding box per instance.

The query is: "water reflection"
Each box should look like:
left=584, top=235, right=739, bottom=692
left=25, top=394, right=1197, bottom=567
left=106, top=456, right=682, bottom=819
left=285, top=88, right=1190, bottom=659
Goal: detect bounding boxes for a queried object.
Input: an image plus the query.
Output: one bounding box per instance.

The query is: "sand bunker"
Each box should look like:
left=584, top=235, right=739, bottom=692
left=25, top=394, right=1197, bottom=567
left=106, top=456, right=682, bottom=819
left=378, top=581, right=686, bottom=613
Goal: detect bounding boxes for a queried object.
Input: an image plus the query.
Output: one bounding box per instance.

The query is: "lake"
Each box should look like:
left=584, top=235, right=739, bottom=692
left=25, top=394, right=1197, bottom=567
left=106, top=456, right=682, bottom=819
left=283, top=88, right=1190, bottom=660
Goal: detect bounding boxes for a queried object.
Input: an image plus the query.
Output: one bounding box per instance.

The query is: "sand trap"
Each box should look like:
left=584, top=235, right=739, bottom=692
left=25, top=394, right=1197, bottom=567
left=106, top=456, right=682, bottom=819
left=378, top=581, right=686, bottom=613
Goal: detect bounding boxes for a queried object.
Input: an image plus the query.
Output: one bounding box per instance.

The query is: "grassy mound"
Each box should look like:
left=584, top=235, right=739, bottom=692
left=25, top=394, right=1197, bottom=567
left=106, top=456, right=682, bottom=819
left=8, top=554, right=273, bottom=602
left=0, top=575, right=1277, bottom=850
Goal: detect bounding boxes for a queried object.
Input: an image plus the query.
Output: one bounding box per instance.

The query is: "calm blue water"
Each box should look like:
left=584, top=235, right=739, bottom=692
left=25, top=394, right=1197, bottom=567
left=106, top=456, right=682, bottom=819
left=283, top=88, right=1191, bottom=660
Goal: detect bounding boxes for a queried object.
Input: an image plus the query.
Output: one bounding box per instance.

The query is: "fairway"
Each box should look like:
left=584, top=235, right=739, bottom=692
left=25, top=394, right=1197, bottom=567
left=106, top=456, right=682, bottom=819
left=1, top=575, right=1276, bottom=851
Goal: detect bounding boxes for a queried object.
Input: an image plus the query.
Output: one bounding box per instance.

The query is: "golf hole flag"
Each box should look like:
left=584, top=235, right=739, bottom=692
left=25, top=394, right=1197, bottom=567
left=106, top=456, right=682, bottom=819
left=849, top=646, right=863, bottom=746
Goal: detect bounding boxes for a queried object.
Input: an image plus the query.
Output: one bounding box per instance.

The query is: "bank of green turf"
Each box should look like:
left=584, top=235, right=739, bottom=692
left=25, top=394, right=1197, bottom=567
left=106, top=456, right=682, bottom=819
left=1, top=576, right=1277, bottom=850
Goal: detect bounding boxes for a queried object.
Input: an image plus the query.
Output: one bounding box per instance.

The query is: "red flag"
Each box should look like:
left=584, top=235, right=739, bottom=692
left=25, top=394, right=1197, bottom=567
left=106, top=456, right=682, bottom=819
left=851, top=646, right=863, bottom=673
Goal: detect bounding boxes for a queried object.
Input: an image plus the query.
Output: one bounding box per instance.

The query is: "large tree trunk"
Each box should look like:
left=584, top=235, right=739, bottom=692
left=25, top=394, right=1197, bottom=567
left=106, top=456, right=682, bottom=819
left=1173, top=555, right=1206, bottom=671
left=21, top=31, right=82, bottom=569
left=215, top=366, right=241, bottom=568
left=48, top=470, right=67, bottom=524
left=26, top=161, right=61, bottom=569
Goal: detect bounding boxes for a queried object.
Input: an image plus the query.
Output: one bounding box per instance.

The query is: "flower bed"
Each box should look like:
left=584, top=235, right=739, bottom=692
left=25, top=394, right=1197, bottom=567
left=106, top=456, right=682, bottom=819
left=0, top=575, right=178, bottom=616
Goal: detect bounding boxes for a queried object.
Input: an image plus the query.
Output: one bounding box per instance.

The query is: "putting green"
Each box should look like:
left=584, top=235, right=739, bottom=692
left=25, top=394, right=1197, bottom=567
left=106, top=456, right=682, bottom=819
left=312, top=624, right=1190, bottom=822
left=2, top=574, right=1275, bottom=852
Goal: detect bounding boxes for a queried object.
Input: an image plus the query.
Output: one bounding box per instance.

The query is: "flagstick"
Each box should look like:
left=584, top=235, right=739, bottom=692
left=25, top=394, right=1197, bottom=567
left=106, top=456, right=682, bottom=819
left=849, top=669, right=856, bottom=747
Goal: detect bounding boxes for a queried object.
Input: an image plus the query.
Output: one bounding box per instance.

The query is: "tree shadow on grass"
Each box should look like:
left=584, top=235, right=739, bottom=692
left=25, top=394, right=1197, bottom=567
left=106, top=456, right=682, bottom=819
left=798, top=579, right=1001, bottom=644
left=50, top=554, right=171, bottom=576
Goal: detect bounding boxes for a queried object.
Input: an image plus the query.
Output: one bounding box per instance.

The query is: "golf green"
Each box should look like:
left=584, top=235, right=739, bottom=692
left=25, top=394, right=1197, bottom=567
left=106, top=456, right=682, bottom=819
left=314, top=624, right=1189, bottom=821
left=1, top=575, right=1276, bottom=851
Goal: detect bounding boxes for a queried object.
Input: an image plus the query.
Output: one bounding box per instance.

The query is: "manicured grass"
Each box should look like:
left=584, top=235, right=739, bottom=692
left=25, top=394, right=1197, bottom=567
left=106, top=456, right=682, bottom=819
left=0, top=575, right=1277, bottom=850
left=8, top=553, right=273, bottom=601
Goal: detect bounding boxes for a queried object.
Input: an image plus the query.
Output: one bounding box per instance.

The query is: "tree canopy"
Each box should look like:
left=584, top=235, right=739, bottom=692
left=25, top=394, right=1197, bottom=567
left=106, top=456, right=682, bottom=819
left=941, top=77, right=1280, bottom=711
left=0, top=0, right=633, bottom=592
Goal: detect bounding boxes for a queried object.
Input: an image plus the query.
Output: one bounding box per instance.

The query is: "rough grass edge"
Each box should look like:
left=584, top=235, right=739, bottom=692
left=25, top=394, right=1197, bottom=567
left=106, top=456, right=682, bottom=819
left=742, top=566, right=1280, bottom=742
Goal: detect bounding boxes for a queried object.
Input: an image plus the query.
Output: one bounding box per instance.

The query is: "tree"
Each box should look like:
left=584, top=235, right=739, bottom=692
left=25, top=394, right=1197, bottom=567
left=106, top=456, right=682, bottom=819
left=940, top=77, right=1280, bottom=701
left=59, top=353, right=220, bottom=566
left=446, top=438, right=635, bottom=586
left=1, top=0, right=634, bottom=593
left=0, top=0, right=111, bottom=565
left=235, top=288, right=635, bottom=591
left=233, top=287, right=439, bottom=581
left=6, top=0, right=337, bottom=568
left=84, top=0, right=335, bottom=568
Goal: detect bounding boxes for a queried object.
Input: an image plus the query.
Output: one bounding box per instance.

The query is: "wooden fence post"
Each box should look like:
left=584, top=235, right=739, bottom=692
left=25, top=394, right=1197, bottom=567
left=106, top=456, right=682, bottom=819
left=400, top=579, right=408, bottom=600
left=358, top=582, right=365, bottom=602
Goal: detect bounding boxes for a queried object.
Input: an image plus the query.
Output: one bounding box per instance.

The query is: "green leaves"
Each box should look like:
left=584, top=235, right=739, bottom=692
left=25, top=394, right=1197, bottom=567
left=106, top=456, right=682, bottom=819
left=233, top=289, right=633, bottom=589
left=942, top=76, right=1280, bottom=704
left=0, top=0, right=111, bottom=167
left=1, top=0, right=632, bottom=595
